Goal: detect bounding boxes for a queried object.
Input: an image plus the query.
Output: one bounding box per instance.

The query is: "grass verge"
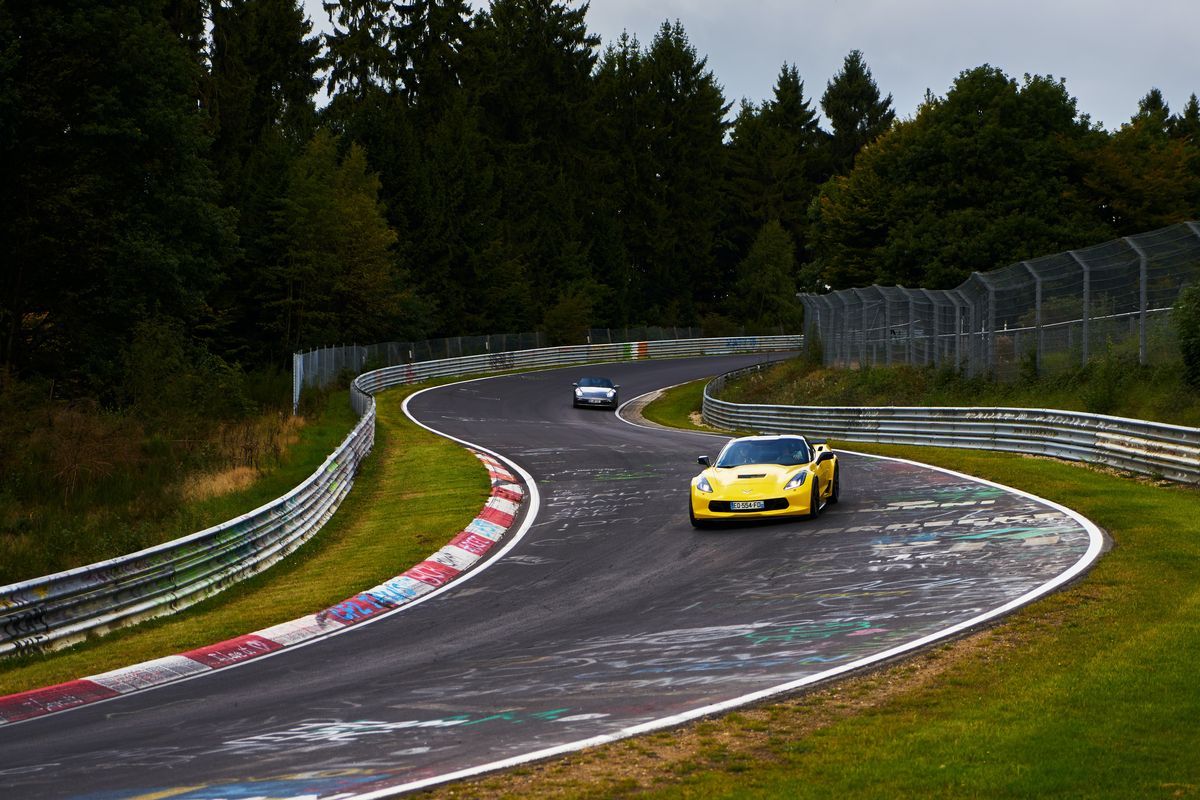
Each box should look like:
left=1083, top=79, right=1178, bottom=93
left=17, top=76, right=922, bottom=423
left=637, top=379, right=720, bottom=432
left=0, top=386, right=486, bottom=696
left=445, top=384, right=1200, bottom=799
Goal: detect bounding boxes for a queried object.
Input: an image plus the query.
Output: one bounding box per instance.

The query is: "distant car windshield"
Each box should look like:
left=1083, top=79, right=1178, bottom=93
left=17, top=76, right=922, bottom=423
left=716, top=438, right=810, bottom=467
left=577, top=377, right=614, bottom=388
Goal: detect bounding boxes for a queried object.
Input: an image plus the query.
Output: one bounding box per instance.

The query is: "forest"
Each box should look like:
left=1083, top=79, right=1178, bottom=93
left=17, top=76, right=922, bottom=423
left=2, top=0, right=1199, bottom=406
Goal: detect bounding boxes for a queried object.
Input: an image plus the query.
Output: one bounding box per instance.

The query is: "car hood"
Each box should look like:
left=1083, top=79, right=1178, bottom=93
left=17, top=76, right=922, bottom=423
left=577, top=387, right=614, bottom=397
left=701, top=463, right=806, bottom=495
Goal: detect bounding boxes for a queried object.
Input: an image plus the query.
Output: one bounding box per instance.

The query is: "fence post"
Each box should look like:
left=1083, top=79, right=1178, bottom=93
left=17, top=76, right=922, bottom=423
left=1124, top=237, right=1149, bottom=365
left=821, top=294, right=837, bottom=366
left=1022, top=261, right=1043, bottom=373
left=1069, top=250, right=1091, bottom=366
left=839, top=292, right=853, bottom=367
left=906, top=290, right=916, bottom=365
left=882, top=289, right=893, bottom=366
left=965, top=287, right=981, bottom=376
left=292, top=352, right=302, bottom=415
left=951, top=290, right=967, bottom=371
left=848, top=289, right=865, bottom=368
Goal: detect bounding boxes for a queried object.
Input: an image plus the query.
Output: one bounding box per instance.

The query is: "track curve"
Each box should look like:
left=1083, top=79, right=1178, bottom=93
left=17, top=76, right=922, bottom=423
left=0, top=355, right=1102, bottom=799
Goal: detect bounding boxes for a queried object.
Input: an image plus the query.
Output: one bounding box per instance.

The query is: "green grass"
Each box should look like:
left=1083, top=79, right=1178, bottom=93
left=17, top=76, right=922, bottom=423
left=0, top=392, right=361, bottom=585
left=638, top=442, right=1200, bottom=799
left=639, top=379, right=719, bottom=432
left=455, top=378, right=1200, bottom=799
left=0, top=386, right=486, bottom=696
left=7, top=364, right=1199, bottom=798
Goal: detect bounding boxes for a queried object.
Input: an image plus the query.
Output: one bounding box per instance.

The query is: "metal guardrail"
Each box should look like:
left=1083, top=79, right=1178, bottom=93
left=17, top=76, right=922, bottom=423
left=703, top=364, right=1200, bottom=484
left=350, top=336, right=804, bottom=415
left=0, top=408, right=377, bottom=657
left=0, top=336, right=801, bottom=657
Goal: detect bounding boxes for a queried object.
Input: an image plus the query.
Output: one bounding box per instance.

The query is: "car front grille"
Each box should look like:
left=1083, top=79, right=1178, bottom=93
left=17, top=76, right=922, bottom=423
left=708, top=498, right=790, bottom=512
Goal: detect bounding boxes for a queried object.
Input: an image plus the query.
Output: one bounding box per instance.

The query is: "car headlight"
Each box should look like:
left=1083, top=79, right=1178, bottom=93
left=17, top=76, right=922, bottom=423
left=574, top=388, right=583, bottom=396
left=784, top=470, right=809, bottom=491
left=695, top=476, right=714, bottom=493
left=606, top=389, right=616, bottom=398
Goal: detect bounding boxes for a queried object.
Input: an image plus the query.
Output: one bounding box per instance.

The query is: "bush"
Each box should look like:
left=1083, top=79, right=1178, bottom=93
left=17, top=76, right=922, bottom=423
left=1176, top=284, right=1200, bottom=390
left=802, top=326, right=824, bottom=369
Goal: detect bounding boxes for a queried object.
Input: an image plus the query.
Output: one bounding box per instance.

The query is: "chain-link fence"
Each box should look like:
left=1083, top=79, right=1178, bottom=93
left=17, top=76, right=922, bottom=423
left=798, top=221, right=1200, bottom=379
left=293, top=326, right=780, bottom=413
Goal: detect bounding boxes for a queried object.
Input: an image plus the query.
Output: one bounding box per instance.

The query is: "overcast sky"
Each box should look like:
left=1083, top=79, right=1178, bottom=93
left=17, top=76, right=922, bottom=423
left=305, top=1, right=1199, bottom=131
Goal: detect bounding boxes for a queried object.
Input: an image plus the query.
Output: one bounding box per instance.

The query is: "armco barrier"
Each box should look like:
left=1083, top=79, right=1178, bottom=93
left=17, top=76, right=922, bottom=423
left=0, top=336, right=802, bottom=657
left=0, top=451, right=524, bottom=724
left=703, top=364, right=1200, bottom=484
left=0, top=407, right=377, bottom=658
left=350, top=336, right=802, bottom=415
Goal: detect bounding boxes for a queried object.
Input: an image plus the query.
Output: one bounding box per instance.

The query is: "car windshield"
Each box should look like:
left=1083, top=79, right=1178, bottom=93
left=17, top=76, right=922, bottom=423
left=577, top=377, right=614, bottom=388
left=715, top=438, right=810, bottom=467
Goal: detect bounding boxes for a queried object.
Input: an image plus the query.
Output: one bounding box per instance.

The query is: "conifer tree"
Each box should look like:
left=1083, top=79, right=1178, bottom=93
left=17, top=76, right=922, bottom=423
left=465, top=0, right=601, bottom=328
left=820, top=50, right=895, bottom=174
left=0, top=0, right=235, bottom=392
left=639, top=20, right=728, bottom=322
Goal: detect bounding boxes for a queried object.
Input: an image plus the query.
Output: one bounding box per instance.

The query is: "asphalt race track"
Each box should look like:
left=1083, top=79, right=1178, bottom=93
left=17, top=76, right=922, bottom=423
left=0, top=354, right=1103, bottom=800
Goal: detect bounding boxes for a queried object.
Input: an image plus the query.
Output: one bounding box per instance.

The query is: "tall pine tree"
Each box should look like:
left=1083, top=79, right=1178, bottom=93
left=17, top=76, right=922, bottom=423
left=0, top=0, right=235, bottom=393
left=820, top=50, right=895, bottom=174
left=638, top=20, right=728, bottom=323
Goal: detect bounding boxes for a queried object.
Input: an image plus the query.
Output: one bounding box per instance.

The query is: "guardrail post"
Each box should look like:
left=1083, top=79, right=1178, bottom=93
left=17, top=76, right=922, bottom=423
left=1124, top=237, right=1149, bottom=365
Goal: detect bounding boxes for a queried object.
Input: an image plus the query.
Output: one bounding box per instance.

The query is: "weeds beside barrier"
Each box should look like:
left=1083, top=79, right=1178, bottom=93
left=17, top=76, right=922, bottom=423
left=703, top=363, right=1200, bottom=484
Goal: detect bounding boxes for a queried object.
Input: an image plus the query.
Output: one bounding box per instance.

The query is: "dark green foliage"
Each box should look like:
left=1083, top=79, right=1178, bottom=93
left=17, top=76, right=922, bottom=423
left=636, top=21, right=729, bottom=320
left=809, top=67, right=1113, bottom=290
left=1, top=1, right=1197, bottom=411
left=734, top=220, right=802, bottom=331
left=270, top=130, right=430, bottom=351
left=0, top=0, right=237, bottom=397
left=1176, top=284, right=1200, bottom=390
left=726, top=65, right=828, bottom=290
left=820, top=50, right=895, bottom=174
left=1083, top=89, right=1200, bottom=235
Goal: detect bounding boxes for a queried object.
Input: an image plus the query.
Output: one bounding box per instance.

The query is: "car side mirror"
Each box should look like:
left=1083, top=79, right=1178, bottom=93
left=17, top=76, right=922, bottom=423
left=615, top=384, right=621, bottom=389
left=816, top=451, right=834, bottom=463
left=572, top=383, right=578, bottom=387
left=697, top=455, right=710, bottom=467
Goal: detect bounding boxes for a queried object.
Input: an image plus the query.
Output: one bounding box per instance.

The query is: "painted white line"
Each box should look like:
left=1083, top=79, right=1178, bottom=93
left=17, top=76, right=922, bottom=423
left=345, top=384, right=1107, bottom=799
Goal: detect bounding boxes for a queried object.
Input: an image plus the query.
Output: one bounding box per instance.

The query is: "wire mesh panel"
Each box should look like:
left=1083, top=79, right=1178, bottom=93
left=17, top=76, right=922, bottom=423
left=798, top=222, right=1200, bottom=379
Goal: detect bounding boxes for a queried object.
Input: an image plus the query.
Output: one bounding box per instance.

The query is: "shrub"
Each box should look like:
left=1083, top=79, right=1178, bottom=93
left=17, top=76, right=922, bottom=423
left=1175, top=284, right=1200, bottom=389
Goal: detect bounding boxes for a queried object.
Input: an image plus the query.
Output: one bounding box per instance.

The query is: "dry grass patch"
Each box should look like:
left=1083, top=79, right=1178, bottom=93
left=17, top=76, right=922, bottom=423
left=181, top=466, right=261, bottom=502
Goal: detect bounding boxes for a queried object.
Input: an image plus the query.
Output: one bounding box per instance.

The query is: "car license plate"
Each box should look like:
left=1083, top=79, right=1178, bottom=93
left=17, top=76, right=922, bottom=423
left=589, top=398, right=606, bottom=404
left=730, top=500, right=765, bottom=510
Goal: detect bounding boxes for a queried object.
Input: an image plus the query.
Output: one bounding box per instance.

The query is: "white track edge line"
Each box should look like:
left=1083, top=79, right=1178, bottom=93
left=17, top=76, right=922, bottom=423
left=345, top=382, right=1107, bottom=799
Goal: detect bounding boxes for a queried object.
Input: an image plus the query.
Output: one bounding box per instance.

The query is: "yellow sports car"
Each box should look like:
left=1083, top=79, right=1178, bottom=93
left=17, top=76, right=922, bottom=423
left=689, top=434, right=839, bottom=528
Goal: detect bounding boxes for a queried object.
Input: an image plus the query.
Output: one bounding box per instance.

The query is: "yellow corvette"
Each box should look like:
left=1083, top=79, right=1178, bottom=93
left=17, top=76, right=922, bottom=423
left=689, top=434, right=839, bottom=528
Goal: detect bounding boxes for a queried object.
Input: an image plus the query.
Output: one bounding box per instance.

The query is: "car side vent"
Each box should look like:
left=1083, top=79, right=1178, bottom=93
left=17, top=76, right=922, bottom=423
left=737, top=473, right=766, bottom=479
